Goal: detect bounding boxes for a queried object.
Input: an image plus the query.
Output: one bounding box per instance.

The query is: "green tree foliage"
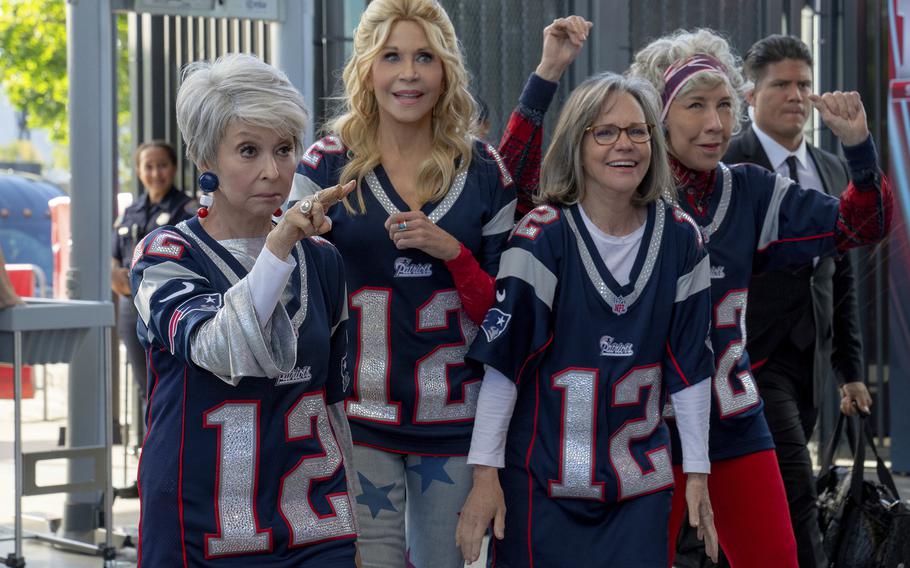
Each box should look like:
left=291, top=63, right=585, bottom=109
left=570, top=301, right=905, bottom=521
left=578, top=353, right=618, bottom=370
left=0, top=0, right=68, bottom=143
left=0, top=1, right=132, bottom=181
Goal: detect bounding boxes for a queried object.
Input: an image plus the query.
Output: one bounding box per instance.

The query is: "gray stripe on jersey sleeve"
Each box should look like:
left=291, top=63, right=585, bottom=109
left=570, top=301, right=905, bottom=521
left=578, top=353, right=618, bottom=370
left=134, top=261, right=206, bottom=325
left=289, top=172, right=322, bottom=203
left=482, top=199, right=517, bottom=236
left=757, top=174, right=794, bottom=251
left=675, top=255, right=711, bottom=303
left=497, top=247, right=557, bottom=309
left=190, top=277, right=297, bottom=384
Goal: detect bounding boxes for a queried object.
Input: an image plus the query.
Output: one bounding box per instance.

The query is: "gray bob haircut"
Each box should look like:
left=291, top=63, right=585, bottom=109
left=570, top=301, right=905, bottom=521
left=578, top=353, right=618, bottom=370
left=538, top=72, right=673, bottom=208
left=176, top=53, right=309, bottom=169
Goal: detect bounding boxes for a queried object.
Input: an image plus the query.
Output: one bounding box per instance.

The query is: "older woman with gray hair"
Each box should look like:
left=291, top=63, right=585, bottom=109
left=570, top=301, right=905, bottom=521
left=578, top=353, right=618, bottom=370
left=129, top=53, right=359, bottom=567
left=455, top=72, right=718, bottom=568
left=628, top=28, right=891, bottom=568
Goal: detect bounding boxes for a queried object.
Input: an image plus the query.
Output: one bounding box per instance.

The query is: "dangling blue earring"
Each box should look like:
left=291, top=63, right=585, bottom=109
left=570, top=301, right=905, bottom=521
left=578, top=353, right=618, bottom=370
left=197, top=172, right=218, bottom=218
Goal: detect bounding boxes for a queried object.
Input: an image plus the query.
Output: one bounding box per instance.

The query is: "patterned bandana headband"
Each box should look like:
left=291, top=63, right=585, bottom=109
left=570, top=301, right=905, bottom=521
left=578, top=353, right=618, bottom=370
left=660, top=54, right=727, bottom=122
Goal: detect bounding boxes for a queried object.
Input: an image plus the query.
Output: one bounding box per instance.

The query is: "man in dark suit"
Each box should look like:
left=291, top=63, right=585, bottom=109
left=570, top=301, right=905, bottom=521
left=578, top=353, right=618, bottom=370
left=723, top=35, right=873, bottom=568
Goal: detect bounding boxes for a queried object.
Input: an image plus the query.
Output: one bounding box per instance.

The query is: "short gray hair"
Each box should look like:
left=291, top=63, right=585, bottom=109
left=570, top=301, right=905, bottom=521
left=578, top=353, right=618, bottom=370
left=628, top=28, right=747, bottom=133
left=176, top=53, right=309, bottom=169
left=539, top=72, right=673, bottom=208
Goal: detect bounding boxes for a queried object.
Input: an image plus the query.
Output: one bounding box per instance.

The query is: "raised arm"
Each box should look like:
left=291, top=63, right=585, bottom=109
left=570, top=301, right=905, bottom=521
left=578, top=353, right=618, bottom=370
left=499, top=16, right=591, bottom=217
left=808, top=91, right=892, bottom=250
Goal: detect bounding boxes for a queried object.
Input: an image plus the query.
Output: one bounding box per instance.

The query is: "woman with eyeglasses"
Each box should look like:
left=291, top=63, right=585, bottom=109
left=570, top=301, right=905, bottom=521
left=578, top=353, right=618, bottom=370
left=455, top=72, right=719, bottom=568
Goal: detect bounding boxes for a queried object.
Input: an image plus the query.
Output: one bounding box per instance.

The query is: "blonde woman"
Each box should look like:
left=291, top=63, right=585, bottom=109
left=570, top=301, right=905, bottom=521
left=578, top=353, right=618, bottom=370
left=290, top=1, right=588, bottom=565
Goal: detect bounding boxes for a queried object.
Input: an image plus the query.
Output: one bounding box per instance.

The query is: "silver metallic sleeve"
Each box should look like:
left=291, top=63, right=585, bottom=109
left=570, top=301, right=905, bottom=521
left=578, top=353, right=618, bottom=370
left=327, top=400, right=360, bottom=535
left=190, top=277, right=297, bottom=385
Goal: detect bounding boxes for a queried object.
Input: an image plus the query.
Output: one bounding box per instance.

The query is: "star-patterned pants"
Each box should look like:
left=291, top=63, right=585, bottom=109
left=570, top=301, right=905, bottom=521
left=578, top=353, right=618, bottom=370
left=351, top=445, right=472, bottom=568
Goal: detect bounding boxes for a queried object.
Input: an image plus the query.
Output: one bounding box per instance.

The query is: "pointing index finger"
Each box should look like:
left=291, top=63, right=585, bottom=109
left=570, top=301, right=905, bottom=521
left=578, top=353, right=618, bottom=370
left=316, top=180, right=356, bottom=209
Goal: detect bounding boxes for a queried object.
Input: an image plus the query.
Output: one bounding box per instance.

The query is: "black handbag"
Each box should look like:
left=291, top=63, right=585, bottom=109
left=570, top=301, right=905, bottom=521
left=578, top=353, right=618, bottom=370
left=816, top=413, right=910, bottom=567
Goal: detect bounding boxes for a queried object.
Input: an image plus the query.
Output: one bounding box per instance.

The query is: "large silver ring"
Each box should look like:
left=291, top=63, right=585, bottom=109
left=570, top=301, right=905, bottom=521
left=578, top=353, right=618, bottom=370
left=298, top=198, right=314, bottom=215
left=397, top=221, right=408, bottom=232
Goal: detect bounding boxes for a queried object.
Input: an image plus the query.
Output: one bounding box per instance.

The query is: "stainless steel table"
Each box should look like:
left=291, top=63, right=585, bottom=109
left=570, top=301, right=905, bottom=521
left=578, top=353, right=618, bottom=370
left=0, top=298, right=115, bottom=567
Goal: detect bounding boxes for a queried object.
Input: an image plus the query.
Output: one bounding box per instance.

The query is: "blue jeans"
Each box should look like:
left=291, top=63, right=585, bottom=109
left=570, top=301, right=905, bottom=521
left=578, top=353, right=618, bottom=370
left=351, top=445, right=472, bottom=568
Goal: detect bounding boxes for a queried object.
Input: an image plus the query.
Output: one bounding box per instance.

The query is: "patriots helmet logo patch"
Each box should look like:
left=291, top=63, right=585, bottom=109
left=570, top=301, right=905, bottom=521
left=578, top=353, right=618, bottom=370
left=481, top=308, right=512, bottom=342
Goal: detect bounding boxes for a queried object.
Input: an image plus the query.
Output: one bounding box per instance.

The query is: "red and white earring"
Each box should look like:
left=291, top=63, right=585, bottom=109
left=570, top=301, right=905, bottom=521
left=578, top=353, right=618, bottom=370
left=197, top=172, right=218, bottom=218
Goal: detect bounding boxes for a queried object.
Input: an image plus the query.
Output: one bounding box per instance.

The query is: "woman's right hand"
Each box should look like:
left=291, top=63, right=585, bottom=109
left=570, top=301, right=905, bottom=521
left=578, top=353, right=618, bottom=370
left=535, top=15, right=592, bottom=82
left=455, top=465, right=506, bottom=564
left=686, top=472, right=719, bottom=563
left=266, top=180, right=355, bottom=259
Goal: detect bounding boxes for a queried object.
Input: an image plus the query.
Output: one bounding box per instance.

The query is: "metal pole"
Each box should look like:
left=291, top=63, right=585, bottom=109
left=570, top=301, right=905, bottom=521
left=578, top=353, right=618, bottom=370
left=271, top=0, right=315, bottom=144
left=103, top=330, right=115, bottom=562
left=11, top=331, right=24, bottom=566
left=64, top=0, right=114, bottom=541
left=123, top=357, right=129, bottom=487
left=41, top=365, right=48, bottom=422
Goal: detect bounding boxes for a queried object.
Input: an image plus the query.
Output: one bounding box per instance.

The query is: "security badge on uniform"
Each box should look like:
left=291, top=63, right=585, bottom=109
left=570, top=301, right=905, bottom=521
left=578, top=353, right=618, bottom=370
left=156, top=212, right=171, bottom=226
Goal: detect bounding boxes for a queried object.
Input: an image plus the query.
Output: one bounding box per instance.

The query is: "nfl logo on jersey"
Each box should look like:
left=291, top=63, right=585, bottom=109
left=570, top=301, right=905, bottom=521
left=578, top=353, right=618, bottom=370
left=481, top=308, right=512, bottom=342
left=612, top=297, right=627, bottom=315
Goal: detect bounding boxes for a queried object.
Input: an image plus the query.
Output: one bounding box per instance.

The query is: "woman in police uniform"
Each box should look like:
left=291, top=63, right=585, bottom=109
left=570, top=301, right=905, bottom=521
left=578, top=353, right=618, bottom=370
left=111, top=141, right=195, bottom=435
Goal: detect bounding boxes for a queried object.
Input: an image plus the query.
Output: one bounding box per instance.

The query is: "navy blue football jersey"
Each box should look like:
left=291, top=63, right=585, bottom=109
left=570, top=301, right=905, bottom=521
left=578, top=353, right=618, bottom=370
left=667, top=163, right=840, bottom=463
left=292, top=138, right=517, bottom=455
left=466, top=201, right=714, bottom=566
left=131, top=217, right=356, bottom=567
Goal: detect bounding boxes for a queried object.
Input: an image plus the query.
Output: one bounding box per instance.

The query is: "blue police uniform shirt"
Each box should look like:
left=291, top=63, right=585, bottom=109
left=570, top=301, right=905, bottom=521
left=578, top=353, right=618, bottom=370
left=292, top=136, right=516, bottom=455
left=130, top=217, right=356, bottom=567
left=112, top=186, right=195, bottom=268
left=466, top=200, right=714, bottom=567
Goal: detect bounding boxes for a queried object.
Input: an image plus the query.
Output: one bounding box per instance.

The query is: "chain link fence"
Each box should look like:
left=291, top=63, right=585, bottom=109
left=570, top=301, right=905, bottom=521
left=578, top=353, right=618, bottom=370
left=440, top=0, right=572, bottom=143
left=629, top=0, right=766, bottom=60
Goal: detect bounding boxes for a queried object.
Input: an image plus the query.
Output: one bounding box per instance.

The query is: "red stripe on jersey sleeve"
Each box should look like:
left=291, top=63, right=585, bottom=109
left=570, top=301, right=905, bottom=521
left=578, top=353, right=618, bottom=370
left=834, top=174, right=893, bottom=251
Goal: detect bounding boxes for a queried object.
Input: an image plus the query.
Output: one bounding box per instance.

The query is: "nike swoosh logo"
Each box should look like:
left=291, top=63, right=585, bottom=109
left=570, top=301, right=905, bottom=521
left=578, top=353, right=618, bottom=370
left=159, top=282, right=195, bottom=303
left=496, top=289, right=506, bottom=303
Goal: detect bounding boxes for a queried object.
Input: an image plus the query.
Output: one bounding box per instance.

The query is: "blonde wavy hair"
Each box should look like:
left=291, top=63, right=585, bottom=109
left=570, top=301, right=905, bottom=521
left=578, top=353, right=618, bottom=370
left=330, top=0, right=476, bottom=214
left=628, top=28, right=748, bottom=135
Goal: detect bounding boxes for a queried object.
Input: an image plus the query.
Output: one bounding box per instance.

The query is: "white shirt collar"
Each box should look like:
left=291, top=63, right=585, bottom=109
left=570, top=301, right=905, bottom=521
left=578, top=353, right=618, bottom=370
left=751, top=122, right=808, bottom=170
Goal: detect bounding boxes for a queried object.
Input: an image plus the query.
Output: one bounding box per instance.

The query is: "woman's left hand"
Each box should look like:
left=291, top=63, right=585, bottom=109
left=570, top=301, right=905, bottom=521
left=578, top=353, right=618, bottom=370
left=385, top=211, right=461, bottom=261
left=685, top=472, right=719, bottom=563
left=809, top=91, right=869, bottom=147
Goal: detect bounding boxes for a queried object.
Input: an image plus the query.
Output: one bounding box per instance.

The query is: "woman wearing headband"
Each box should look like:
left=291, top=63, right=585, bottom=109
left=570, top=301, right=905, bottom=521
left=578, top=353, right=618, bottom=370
left=627, top=29, right=891, bottom=567
left=290, top=1, right=590, bottom=565
left=130, top=53, right=359, bottom=567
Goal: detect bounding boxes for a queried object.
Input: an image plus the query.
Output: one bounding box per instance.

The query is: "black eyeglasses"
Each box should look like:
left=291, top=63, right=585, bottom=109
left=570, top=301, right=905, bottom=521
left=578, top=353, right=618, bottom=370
left=584, top=123, right=654, bottom=145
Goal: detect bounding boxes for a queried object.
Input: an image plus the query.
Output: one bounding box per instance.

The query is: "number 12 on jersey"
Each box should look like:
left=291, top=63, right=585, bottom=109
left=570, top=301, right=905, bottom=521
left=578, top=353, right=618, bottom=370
left=346, top=288, right=481, bottom=424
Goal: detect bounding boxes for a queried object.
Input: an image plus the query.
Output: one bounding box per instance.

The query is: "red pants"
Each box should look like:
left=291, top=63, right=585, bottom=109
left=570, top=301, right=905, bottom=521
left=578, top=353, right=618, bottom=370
left=668, top=450, right=797, bottom=568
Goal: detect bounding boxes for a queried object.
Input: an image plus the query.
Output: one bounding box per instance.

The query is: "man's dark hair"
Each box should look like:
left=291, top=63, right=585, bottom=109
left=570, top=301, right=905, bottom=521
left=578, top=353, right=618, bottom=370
left=743, top=35, right=813, bottom=84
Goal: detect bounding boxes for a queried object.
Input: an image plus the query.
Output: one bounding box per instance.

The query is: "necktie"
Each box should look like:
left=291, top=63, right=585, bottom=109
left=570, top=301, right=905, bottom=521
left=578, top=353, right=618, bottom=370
left=783, top=154, right=816, bottom=346
left=785, top=155, right=800, bottom=185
